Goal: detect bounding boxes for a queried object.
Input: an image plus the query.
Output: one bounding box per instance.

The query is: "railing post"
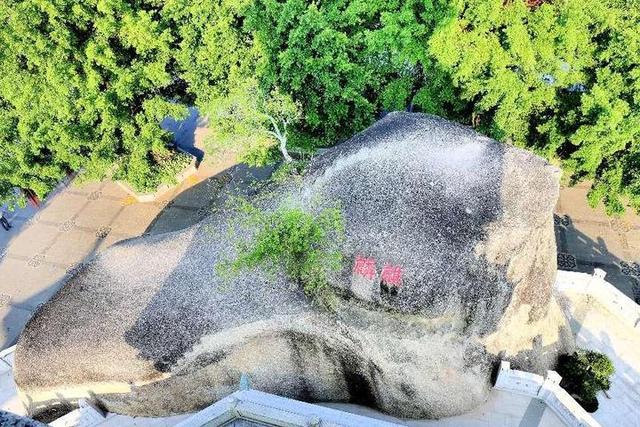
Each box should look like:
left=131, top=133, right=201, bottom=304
left=586, top=268, right=606, bottom=291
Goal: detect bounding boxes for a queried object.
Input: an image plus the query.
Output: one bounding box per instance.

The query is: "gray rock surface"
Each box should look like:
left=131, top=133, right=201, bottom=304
left=0, top=411, right=47, bottom=427
left=14, top=113, right=572, bottom=419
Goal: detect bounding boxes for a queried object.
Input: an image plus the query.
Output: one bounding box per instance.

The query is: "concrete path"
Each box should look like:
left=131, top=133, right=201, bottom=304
left=555, top=182, right=640, bottom=302
left=323, top=392, right=564, bottom=427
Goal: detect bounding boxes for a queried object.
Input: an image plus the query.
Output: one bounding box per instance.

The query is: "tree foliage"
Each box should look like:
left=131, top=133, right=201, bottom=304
left=207, top=78, right=301, bottom=165
left=556, top=349, right=615, bottom=412
left=0, top=0, right=190, bottom=204
left=163, top=0, right=256, bottom=106
left=241, top=0, right=640, bottom=213
left=222, top=200, right=345, bottom=309
left=2, top=0, right=640, bottom=213
left=245, top=0, right=456, bottom=146
left=429, top=0, right=640, bottom=214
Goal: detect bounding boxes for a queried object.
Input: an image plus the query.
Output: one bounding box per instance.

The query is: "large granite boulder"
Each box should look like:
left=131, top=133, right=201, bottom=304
left=14, top=113, right=572, bottom=419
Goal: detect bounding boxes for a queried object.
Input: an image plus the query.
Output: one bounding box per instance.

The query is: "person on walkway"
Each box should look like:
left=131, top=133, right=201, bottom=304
left=0, top=208, right=11, bottom=231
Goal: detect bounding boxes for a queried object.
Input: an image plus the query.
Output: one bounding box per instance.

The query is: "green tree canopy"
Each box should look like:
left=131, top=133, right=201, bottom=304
left=239, top=0, right=640, bottom=213
left=0, top=0, right=189, bottom=205
left=244, top=0, right=452, bottom=146
left=2, top=0, right=639, bottom=214
left=163, top=0, right=256, bottom=107
left=429, top=0, right=640, bottom=214
left=556, top=349, right=615, bottom=412
left=207, top=77, right=301, bottom=165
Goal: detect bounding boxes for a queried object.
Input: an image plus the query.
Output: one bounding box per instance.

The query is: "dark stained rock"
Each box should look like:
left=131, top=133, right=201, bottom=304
left=14, top=113, right=572, bottom=419
left=0, top=411, right=47, bottom=427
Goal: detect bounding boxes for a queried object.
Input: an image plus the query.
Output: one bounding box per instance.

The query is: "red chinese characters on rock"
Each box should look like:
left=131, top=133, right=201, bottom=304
left=353, top=256, right=376, bottom=280
left=353, top=256, right=404, bottom=297
left=354, top=256, right=404, bottom=287
left=381, top=265, right=403, bottom=287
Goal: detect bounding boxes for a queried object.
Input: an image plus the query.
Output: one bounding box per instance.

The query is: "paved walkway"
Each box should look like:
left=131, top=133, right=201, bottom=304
left=323, top=392, right=565, bottom=427
left=555, top=181, right=640, bottom=302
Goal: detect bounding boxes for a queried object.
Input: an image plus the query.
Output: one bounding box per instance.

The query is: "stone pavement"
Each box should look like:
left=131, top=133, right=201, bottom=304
left=555, top=181, right=640, bottom=302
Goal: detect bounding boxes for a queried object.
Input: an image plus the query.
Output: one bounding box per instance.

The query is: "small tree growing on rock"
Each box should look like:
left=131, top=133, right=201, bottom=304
left=220, top=199, right=345, bottom=310
left=556, top=349, right=615, bottom=412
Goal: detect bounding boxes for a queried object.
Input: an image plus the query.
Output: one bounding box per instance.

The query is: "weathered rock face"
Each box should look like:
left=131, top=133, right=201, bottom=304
left=14, top=113, right=573, bottom=419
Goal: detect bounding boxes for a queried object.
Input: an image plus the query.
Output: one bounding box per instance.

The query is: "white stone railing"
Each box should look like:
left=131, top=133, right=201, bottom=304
left=175, top=389, right=403, bottom=427
left=556, top=269, right=640, bottom=329
left=49, top=399, right=106, bottom=427
left=495, top=361, right=600, bottom=427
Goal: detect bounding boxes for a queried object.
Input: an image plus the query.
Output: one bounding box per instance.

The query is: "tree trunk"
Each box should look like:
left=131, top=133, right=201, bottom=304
left=279, top=137, right=293, bottom=163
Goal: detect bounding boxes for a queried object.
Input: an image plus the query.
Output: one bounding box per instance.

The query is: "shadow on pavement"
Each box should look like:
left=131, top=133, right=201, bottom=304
left=554, top=214, right=640, bottom=303
left=1, top=233, right=108, bottom=350
left=142, top=164, right=274, bottom=237
left=161, top=107, right=206, bottom=164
